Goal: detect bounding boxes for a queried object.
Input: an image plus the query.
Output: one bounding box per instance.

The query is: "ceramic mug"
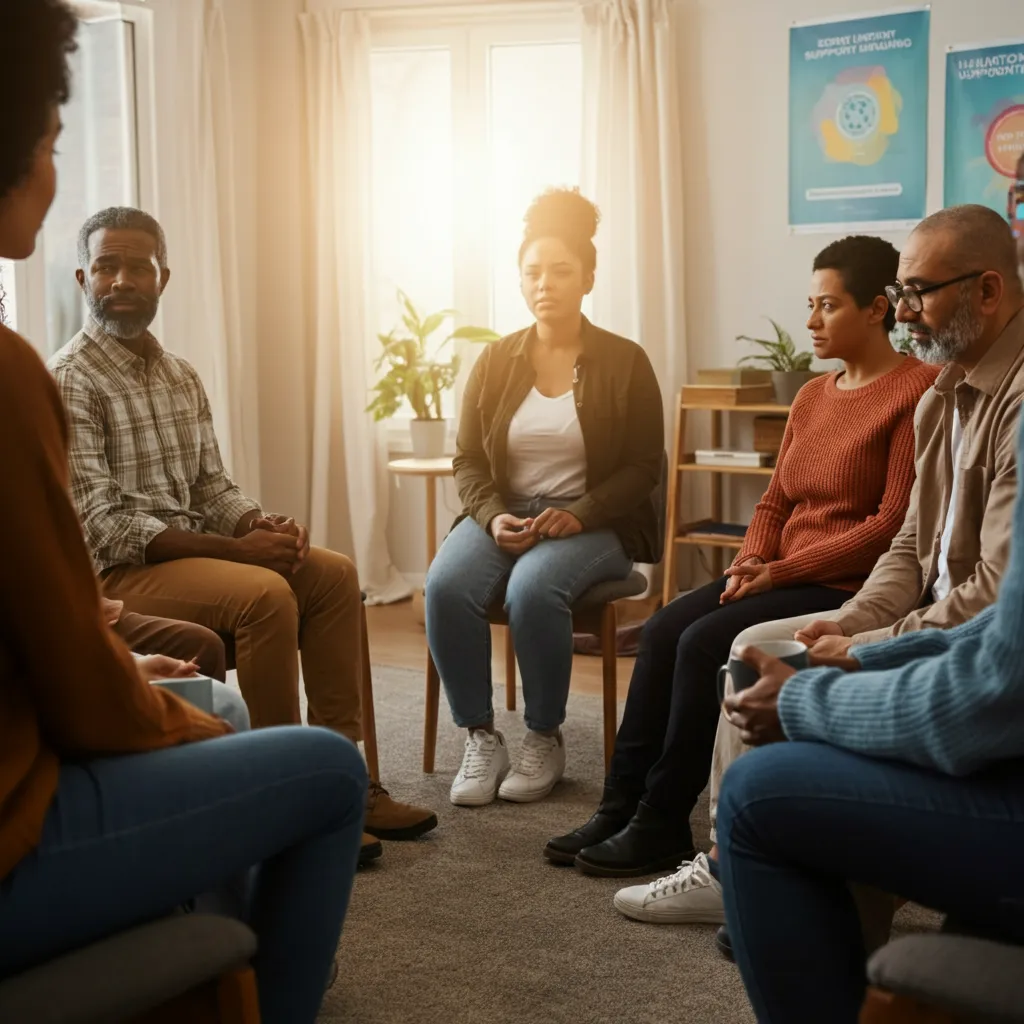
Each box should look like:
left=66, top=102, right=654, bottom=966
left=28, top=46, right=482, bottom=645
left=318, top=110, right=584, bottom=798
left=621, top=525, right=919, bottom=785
left=716, top=640, right=809, bottom=702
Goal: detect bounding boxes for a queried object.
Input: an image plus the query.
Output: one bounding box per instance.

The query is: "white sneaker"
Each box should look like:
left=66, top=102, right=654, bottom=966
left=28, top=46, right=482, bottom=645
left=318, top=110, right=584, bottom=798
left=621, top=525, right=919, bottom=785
left=497, top=730, right=566, bottom=803
left=450, top=729, right=510, bottom=807
left=612, top=852, right=725, bottom=924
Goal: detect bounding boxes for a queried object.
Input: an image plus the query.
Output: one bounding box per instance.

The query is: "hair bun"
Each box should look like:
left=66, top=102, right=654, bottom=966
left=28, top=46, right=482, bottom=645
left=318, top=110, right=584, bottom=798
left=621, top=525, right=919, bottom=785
left=523, top=187, right=599, bottom=243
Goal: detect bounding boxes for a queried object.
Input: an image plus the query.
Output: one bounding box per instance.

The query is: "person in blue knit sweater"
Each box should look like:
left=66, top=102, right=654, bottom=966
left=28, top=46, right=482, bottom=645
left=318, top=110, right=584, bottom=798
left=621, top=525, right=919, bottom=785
left=716, top=193, right=1024, bottom=1023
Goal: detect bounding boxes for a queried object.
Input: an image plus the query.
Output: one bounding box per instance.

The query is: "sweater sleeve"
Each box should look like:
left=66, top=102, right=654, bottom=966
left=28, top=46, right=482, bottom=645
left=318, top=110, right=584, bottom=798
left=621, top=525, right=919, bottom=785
left=766, top=405, right=918, bottom=586
left=777, top=407, right=1024, bottom=775
left=850, top=605, right=995, bottom=670
left=0, top=330, right=229, bottom=756
left=736, top=415, right=797, bottom=564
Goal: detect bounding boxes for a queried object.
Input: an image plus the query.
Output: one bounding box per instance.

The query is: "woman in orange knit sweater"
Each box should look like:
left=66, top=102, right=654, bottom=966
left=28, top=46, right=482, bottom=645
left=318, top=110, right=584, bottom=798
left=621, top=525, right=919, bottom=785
left=0, top=5, right=364, bottom=1021
left=545, top=234, right=939, bottom=877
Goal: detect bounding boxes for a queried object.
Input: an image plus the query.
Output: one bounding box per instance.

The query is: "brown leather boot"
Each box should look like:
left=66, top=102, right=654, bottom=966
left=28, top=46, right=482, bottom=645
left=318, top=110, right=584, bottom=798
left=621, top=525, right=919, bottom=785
left=358, top=832, right=382, bottom=868
left=364, top=781, right=438, bottom=841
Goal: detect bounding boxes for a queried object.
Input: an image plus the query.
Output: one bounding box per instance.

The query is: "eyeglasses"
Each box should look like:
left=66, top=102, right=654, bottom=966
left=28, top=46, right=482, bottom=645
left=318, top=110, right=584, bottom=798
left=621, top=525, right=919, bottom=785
left=885, top=271, right=984, bottom=314
left=1009, top=175, right=1024, bottom=238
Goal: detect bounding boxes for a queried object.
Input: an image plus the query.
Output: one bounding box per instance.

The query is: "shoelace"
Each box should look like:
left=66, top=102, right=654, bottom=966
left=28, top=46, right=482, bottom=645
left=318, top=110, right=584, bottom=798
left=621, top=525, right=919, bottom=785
left=458, top=736, right=498, bottom=780
left=516, top=735, right=556, bottom=777
left=647, top=854, right=712, bottom=900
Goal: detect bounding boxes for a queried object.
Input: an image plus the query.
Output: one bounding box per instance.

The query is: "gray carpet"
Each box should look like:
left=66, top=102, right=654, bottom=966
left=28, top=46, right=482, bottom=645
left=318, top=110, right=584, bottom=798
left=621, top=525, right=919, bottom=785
left=307, top=664, right=939, bottom=1024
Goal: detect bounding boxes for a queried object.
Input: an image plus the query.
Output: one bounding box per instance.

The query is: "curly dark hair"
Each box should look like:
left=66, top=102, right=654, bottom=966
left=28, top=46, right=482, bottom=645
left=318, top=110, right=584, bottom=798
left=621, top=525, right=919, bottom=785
left=519, top=187, right=600, bottom=275
left=0, top=0, right=78, bottom=201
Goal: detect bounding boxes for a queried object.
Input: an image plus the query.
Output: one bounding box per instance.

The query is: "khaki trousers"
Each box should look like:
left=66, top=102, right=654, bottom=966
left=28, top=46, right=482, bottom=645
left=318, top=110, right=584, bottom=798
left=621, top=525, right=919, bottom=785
left=103, top=546, right=363, bottom=741
left=113, top=610, right=227, bottom=681
left=709, top=607, right=896, bottom=954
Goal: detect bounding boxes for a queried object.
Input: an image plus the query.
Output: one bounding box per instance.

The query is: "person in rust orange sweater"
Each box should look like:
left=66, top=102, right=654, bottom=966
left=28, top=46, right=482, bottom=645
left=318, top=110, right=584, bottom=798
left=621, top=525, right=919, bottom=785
left=0, top=5, right=364, bottom=1022
left=545, top=234, right=939, bottom=879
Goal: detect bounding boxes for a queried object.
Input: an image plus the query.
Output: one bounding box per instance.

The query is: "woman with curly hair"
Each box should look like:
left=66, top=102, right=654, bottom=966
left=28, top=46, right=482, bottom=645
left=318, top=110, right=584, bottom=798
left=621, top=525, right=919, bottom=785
left=426, top=188, right=664, bottom=807
left=0, top=3, right=364, bottom=1021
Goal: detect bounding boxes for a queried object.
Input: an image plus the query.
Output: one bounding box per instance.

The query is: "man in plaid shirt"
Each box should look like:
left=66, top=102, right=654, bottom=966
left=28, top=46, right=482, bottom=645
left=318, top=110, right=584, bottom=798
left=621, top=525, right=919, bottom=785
left=50, top=207, right=436, bottom=858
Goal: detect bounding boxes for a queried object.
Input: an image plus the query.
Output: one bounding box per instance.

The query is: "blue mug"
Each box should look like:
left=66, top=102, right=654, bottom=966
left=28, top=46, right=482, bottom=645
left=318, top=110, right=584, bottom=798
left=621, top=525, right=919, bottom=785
left=717, top=640, right=809, bottom=703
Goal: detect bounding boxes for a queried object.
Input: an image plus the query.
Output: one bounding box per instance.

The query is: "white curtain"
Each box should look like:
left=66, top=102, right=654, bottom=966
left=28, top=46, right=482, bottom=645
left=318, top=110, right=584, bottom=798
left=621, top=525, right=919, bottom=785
left=154, top=0, right=260, bottom=495
left=299, top=10, right=412, bottom=605
left=580, top=0, right=687, bottom=402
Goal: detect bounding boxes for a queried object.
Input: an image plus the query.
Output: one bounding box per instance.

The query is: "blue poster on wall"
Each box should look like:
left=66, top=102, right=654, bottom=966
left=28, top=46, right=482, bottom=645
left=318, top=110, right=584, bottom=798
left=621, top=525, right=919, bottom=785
left=789, top=8, right=930, bottom=232
left=945, top=40, right=1024, bottom=212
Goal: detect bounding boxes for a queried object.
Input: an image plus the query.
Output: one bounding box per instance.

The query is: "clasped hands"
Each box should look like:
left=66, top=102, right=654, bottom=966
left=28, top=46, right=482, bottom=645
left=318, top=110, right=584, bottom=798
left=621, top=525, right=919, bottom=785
left=489, top=508, right=583, bottom=553
left=237, top=513, right=311, bottom=576
left=722, top=624, right=860, bottom=747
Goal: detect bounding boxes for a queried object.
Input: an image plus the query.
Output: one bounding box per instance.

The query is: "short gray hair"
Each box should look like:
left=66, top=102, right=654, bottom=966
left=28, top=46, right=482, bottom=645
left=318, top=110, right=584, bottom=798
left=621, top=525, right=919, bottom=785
left=77, top=206, right=168, bottom=270
left=912, top=203, right=1021, bottom=291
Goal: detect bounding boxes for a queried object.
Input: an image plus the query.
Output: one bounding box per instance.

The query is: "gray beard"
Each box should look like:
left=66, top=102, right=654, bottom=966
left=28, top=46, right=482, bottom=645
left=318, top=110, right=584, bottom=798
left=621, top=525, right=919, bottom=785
left=84, top=291, right=158, bottom=340
left=911, top=285, right=984, bottom=365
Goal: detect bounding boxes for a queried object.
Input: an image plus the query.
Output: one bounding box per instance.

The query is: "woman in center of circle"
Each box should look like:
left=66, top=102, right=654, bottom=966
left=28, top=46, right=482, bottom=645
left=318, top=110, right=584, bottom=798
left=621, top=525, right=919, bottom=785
left=425, top=188, right=664, bottom=808
left=545, top=234, right=940, bottom=884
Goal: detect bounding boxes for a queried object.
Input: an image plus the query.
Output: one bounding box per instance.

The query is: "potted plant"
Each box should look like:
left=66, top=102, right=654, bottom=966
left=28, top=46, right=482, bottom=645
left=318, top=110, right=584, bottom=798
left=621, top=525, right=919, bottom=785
left=367, top=290, right=500, bottom=459
left=736, top=317, right=817, bottom=405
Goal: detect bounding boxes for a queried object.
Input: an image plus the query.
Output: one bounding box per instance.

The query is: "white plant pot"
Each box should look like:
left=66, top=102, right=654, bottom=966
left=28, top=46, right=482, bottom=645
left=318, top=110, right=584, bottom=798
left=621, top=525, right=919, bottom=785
left=409, top=418, right=447, bottom=459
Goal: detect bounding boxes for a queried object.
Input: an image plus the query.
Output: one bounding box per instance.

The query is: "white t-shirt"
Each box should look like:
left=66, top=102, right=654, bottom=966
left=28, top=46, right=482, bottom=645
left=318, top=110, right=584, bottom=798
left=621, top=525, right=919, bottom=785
left=933, top=406, right=963, bottom=603
left=506, top=387, right=587, bottom=501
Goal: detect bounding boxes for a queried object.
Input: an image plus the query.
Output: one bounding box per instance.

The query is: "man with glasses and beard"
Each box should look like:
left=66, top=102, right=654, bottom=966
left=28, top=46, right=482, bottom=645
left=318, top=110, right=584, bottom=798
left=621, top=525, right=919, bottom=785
left=49, top=206, right=438, bottom=864
left=671, top=203, right=1024, bottom=944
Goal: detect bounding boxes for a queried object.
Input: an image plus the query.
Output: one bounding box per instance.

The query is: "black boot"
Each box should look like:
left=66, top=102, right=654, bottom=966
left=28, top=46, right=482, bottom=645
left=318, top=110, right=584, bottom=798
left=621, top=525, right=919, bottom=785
left=573, top=800, right=695, bottom=877
left=543, top=782, right=639, bottom=865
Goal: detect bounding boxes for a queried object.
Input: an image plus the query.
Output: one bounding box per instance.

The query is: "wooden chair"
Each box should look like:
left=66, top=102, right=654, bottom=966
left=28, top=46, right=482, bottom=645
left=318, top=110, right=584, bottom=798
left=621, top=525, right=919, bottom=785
left=424, top=455, right=668, bottom=775
left=423, top=573, right=649, bottom=774
left=860, top=933, right=1024, bottom=1023
left=220, top=593, right=379, bottom=781
left=0, top=914, right=260, bottom=1024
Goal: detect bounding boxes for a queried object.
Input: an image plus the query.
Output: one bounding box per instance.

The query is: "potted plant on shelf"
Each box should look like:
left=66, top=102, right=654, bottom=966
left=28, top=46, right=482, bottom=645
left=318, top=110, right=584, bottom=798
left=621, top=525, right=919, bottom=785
left=736, top=317, right=817, bottom=405
left=367, top=290, right=500, bottom=459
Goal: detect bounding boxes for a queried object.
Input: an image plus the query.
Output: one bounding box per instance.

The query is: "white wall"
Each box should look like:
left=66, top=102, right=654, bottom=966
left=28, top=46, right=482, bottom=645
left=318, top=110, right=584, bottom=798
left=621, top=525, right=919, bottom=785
left=674, top=0, right=1024, bottom=581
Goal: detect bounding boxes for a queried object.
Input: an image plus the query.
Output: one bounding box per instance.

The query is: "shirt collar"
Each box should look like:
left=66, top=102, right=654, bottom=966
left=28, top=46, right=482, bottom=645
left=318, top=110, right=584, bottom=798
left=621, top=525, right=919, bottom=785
left=934, top=306, right=1024, bottom=398
left=84, top=316, right=164, bottom=372
left=508, top=314, right=597, bottom=359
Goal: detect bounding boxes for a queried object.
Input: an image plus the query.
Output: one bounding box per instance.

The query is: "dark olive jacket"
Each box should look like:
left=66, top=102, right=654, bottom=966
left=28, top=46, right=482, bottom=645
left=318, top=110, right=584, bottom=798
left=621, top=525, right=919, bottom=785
left=453, top=317, right=664, bottom=563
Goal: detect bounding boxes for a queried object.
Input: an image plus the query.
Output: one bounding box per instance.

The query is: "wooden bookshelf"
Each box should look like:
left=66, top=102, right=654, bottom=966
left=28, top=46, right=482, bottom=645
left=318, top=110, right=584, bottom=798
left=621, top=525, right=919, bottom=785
left=662, top=397, right=791, bottom=605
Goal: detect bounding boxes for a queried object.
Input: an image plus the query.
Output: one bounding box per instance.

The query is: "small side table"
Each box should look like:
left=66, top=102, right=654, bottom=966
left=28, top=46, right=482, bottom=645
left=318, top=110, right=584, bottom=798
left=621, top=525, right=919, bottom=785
left=387, top=457, right=456, bottom=567
left=387, top=457, right=455, bottom=767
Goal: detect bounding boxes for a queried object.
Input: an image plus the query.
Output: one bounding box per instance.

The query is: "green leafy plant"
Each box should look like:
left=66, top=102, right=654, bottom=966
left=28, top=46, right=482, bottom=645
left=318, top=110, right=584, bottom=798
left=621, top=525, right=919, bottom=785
left=367, top=290, right=500, bottom=421
left=736, top=317, right=814, bottom=372
left=890, top=321, right=914, bottom=355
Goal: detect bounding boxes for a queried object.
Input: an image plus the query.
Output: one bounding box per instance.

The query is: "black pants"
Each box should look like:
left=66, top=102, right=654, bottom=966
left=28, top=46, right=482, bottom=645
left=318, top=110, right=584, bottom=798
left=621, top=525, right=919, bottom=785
left=607, top=577, right=848, bottom=819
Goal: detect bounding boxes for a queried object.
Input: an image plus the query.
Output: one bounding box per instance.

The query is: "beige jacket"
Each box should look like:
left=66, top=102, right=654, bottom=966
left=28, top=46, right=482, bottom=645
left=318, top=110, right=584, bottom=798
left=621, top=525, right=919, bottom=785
left=836, top=307, right=1024, bottom=645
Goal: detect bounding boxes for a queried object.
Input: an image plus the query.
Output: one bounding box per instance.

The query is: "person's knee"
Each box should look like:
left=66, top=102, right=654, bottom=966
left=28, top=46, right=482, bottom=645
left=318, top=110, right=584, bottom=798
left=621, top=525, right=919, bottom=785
left=187, top=624, right=228, bottom=681
left=426, top=544, right=479, bottom=614
left=244, top=570, right=300, bottom=631
left=505, top=560, right=568, bottom=618
left=308, top=546, right=362, bottom=600
left=717, top=745, right=795, bottom=851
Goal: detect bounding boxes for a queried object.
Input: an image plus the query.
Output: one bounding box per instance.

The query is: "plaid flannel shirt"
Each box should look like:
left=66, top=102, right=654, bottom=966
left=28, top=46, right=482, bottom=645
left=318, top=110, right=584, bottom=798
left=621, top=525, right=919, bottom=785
left=48, top=319, right=261, bottom=572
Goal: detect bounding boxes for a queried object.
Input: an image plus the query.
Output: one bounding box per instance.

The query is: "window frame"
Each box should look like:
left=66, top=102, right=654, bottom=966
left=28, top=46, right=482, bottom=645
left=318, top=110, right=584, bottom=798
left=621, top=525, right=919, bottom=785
left=368, top=5, right=581, bottom=451
left=10, top=0, right=157, bottom=352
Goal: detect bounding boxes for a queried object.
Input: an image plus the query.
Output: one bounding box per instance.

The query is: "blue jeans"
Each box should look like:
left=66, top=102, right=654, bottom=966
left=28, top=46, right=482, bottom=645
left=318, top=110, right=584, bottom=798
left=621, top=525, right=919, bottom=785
left=0, top=727, right=366, bottom=1024
left=716, top=742, right=1024, bottom=1024
left=425, top=513, right=633, bottom=732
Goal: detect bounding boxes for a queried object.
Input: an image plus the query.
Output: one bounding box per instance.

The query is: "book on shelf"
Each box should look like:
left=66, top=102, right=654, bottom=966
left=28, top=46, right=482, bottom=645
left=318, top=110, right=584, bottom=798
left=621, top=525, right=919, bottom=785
left=693, top=449, right=771, bottom=468
left=695, top=367, right=772, bottom=386
left=681, top=383, right=776, bottom=406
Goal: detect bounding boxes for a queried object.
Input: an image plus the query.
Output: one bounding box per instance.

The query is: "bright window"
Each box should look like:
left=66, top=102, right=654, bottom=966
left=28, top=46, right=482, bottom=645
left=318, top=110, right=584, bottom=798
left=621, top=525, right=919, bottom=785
left=369, top=13, right=583, bottom=422
left=12, top=2, right=153, bottom=356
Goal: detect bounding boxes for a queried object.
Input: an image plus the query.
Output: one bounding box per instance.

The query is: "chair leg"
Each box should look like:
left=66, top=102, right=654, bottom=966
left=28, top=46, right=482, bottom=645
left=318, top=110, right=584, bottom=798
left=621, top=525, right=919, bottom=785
left=424, top=651, right=440, bottom=773
left=216, top=966, right=261, bottom=1024
left=859, top=987, right=959, bottom=1024
left=359, top=604, right=380, bottom=783
left=600, top=602, right=618, bottom=773
left=505, top=625, right=516, bottom=711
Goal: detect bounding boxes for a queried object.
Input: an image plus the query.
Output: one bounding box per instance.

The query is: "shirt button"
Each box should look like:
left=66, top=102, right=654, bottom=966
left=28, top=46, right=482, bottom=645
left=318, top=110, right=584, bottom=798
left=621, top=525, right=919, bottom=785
left=576, top=401, right=582, bottom=408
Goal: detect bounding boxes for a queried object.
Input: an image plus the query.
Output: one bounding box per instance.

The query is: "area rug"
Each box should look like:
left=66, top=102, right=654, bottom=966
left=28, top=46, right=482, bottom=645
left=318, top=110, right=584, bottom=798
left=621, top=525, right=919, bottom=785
left=308, top=664, right=939, bottom=1024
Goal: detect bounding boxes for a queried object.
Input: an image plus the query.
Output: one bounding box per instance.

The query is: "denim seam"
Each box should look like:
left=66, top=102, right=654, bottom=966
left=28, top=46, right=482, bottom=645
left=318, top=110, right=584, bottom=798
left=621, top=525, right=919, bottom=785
left=38, top=766, right=366, bottom=858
